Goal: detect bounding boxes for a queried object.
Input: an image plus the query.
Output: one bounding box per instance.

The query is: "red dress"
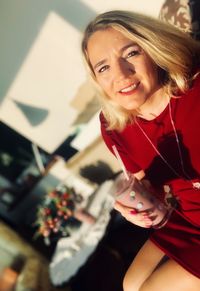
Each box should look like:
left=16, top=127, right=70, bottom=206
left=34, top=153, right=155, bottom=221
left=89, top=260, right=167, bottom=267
left=100, top=75, right=200, bottom=278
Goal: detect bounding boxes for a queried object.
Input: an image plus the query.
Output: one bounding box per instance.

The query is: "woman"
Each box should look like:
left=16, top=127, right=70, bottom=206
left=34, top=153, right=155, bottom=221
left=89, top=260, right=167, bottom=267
left=81, top=10, right=200, bottom=291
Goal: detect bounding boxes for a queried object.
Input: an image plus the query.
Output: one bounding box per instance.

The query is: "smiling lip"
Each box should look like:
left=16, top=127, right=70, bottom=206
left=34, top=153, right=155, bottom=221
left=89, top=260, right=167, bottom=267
left=119, top=82, right=140, bottom=95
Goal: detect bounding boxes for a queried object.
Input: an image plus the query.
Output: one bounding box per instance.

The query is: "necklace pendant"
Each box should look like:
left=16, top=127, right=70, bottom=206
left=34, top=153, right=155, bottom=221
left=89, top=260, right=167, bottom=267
left=192, top=182, right=200, bottom=190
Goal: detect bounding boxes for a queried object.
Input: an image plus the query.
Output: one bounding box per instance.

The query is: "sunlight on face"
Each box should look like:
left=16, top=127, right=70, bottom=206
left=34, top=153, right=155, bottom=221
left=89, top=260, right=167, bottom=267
left=87, top=27, right=161, bottom=112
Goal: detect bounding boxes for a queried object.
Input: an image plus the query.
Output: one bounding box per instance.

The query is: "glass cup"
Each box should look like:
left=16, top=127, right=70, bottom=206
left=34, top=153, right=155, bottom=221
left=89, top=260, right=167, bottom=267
left=111, top=172, right=172, bottom=229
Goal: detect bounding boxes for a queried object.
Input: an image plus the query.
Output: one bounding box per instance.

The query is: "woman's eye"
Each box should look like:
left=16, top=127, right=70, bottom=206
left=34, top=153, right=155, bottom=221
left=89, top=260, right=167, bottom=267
left=98, top=65, right=109, bottom=73
left=126, top=50, right=139, bottom=58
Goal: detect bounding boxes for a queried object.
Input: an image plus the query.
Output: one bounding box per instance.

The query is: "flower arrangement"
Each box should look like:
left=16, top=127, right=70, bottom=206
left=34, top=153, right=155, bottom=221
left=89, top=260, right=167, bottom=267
left=35, top=184, right=83, bottom=244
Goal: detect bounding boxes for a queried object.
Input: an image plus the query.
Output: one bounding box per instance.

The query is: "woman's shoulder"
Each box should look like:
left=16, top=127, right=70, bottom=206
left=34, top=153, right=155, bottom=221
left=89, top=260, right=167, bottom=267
left=99, top=111, right=109, bottom=131
left=193, top=72, right=200, bottom=87
left=176, top=72, right=200, bottom=113
left=186, top=72, right=200, bottom=101
left=99, top=111, right=106, bottom=123
left=181, top=72, right=200, bottom=99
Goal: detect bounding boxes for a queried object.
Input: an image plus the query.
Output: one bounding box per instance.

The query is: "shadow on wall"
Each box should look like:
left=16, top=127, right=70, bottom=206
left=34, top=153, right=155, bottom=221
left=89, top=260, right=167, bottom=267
left=13, top=100, right=49, bottom=126
left=79, top=160, right=120, bottom=185
left=0, top=0, right=96, bottom=104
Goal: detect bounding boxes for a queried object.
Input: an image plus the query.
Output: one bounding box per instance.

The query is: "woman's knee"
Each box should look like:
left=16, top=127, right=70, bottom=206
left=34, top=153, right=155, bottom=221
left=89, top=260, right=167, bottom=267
left=122, top=268, right=141, bottom=291
left=122, top=240, right=165, bottom=291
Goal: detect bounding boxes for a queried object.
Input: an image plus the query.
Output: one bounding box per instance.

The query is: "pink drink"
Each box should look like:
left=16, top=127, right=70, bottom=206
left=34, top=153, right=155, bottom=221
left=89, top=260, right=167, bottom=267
left=113, top=173, right=171, bottom=228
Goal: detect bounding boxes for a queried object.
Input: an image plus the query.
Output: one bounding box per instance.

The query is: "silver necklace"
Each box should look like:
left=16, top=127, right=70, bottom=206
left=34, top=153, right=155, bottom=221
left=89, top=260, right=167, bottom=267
left=135, top=97, right=200, bottom=190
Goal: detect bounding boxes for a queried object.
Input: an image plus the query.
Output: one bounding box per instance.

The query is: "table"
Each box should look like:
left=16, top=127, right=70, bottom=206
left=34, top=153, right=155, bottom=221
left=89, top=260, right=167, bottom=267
left=49, top=180, right=114, bottom=286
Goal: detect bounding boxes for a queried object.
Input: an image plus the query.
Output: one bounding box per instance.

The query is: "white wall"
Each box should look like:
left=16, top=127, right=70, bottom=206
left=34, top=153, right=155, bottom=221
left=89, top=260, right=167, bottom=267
left=82, top=0, right=164, bottom=17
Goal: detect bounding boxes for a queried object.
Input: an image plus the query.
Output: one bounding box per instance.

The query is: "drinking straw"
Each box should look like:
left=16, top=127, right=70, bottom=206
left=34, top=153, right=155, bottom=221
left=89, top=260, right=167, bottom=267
left=112, top=145, right=129, bottom=180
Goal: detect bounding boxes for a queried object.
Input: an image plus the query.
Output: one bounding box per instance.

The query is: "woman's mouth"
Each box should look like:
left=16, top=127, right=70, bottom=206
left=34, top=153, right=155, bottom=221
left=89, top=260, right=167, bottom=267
left=119, top=82, right=140, bottom=95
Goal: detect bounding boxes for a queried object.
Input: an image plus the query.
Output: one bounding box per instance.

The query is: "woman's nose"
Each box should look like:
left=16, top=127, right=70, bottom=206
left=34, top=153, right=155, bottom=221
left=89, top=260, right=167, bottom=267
left=113, top=59, right=134, bottom=81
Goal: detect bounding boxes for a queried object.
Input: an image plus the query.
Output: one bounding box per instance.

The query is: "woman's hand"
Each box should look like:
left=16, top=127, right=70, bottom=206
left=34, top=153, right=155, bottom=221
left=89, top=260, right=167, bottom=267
left=114, top=201, right=153, bottom=228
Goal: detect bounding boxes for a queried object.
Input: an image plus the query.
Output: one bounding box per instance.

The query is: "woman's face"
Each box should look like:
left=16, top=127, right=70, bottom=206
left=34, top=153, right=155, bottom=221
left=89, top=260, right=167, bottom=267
left=87, top=27, right=161, bottom=112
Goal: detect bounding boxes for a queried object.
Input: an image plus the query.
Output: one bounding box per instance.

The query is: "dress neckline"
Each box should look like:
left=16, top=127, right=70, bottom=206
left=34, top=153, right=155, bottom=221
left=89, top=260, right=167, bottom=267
left=137, top=97, right=177, bottom=125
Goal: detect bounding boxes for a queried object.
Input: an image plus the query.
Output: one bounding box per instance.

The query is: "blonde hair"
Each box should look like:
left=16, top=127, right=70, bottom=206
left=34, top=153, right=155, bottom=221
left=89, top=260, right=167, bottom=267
left=82, top=10, right=200, bottom=131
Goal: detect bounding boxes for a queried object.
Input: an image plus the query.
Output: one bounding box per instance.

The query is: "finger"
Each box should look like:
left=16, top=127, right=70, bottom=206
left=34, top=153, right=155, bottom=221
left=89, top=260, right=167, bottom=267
left=128, top=210, right=152, bottom=224
left=113, top=201, right=124, bottom=212
left=114, top=201, right=133, bottom=213
left=130, top=215, right=153, bottom=228
left=114, top=202, right=153, bottom=228
left=139, top=213, right=152, bottom=222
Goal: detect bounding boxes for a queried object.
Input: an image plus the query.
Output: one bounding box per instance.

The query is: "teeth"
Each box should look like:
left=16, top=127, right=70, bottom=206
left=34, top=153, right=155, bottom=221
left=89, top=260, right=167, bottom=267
left=120, top=84, right=137, bottom=93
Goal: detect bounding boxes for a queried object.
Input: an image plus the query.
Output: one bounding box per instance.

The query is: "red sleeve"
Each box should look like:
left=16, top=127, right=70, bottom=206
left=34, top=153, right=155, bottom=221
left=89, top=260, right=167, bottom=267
left=99, top=112, right=141, bottom=174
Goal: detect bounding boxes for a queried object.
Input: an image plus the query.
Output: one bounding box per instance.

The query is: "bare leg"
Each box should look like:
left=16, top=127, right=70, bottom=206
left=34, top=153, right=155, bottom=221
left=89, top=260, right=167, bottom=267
left=140, top=259, right=200, bottom=291
left=123, top=239, right=165, bottom=291
left=123, top=239, right=200, bottom=291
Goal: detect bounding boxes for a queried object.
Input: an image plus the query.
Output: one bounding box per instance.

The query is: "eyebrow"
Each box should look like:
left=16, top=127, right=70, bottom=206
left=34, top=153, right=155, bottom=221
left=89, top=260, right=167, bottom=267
left=93, top=59, right=107, bottom=71
left=93, top=42, right=138, bottom=71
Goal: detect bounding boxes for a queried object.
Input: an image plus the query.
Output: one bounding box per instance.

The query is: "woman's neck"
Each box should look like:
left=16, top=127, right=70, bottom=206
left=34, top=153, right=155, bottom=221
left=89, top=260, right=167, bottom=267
left=136, top=88, right=169, bottom=121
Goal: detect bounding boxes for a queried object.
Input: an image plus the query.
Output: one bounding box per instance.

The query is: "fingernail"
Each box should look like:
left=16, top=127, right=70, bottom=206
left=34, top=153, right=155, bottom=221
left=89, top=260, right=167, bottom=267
left=130, top=210, right=137, bottom=215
